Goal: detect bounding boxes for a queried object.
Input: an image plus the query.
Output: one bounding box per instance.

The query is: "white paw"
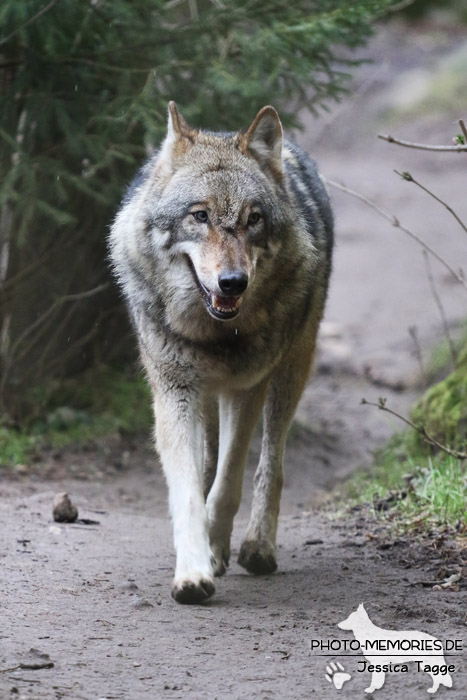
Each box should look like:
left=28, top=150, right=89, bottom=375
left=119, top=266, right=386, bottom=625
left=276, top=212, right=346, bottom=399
left=325, top=661, right=351, bottom=689
left=209, top=540, right=230, bottom=577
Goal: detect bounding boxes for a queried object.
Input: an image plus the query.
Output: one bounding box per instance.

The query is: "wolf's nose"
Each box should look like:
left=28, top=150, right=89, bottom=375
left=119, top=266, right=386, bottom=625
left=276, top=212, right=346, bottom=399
left=218, top=271, right=248, bottom=295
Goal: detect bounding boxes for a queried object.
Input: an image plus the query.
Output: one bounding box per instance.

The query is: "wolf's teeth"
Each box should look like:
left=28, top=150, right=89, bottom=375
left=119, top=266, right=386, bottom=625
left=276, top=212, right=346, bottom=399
left=211, top=294, right=243, bottom=312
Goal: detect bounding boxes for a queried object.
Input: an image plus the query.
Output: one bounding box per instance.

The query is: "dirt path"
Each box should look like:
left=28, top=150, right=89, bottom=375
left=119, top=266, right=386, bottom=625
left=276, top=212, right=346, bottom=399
left=2, top=475, right=466, bottom=699
left=2, top=21, right=466, bottom=700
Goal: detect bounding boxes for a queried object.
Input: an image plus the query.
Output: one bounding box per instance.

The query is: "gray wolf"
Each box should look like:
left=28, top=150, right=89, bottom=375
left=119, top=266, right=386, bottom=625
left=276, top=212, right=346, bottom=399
left=338, top=603, right=453, bottom=693
left=109, top=102, right=333, bottom=604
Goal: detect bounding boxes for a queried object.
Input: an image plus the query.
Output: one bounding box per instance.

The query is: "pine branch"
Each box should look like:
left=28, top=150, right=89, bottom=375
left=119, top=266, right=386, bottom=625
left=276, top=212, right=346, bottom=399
left=0, top=0, right=61, bottom=48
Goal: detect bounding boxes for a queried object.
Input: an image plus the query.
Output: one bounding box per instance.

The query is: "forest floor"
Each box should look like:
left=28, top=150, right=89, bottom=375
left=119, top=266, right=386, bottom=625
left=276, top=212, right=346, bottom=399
left=1, top=18, right=466, bottom=700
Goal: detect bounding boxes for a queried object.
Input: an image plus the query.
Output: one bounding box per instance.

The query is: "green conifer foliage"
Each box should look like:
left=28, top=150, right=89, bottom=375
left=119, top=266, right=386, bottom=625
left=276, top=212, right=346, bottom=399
left=0, top=0, right=396, bottom=418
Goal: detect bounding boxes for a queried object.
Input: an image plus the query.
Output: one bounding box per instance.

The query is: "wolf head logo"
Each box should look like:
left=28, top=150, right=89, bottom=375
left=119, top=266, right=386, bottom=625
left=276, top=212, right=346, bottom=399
left=338, top=602, right=370, bottom=631
left=338, top=604, right=453, bottom=694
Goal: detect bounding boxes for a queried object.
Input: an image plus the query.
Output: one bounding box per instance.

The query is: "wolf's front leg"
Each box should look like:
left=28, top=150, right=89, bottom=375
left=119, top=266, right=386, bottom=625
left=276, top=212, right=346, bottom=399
left=365, top=670, right=385, bottom=693
left=153, top=387, right=214, bottom=604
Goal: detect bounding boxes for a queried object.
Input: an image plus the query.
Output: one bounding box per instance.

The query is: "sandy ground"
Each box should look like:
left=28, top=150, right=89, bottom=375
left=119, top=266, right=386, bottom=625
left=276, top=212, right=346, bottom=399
left=1, top=20, right=466, bottom=700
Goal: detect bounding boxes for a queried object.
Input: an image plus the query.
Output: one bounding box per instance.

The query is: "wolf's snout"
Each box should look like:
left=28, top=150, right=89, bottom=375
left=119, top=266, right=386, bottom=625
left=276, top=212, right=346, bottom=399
left=218, top=270, right=248, bottom=295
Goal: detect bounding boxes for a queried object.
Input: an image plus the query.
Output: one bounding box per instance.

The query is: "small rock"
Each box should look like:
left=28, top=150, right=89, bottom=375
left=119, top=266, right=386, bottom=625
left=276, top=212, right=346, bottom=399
left=130, top=596, right=154, bottom=609
left=53, top=493, right=78, bottom=523
left=20, top=648, right=54, bottom=670
left=119, top=580, right=139, bottom=593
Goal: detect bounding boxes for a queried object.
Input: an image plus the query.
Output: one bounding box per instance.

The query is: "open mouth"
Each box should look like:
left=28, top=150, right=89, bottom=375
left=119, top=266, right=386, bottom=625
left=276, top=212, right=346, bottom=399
left=186, top=257, right=243, bottom=321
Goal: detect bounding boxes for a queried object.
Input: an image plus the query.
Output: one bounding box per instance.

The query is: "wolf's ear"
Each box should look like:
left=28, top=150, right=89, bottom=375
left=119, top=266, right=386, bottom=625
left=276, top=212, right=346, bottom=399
left=167, top=101, right=194, bottom=141
left=240, top=106, right=283, bottom=181
left=157, top=102, right=195, bottom=179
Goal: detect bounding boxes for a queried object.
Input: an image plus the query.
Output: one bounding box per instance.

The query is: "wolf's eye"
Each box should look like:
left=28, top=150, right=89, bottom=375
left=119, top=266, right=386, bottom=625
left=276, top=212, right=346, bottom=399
left=192, top=210, right=208, bottom=223
left=247, top=212, right=261, bottom=226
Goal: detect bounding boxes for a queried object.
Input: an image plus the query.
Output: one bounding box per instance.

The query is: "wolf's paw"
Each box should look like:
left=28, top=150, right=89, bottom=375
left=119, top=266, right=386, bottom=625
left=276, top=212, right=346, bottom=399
left=211, top=538, right=230, bottom=576
left=211, top=547, right=230, bottom=577
left=238, top=539, right=277, bottom=574
left=171, top=576, right=215, bottom=604
left=325, top=661, right=351, bottom=690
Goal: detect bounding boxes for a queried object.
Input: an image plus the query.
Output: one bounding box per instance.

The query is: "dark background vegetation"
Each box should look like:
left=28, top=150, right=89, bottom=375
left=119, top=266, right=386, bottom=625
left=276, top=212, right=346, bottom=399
left=0, top=0, right=405, bottom=424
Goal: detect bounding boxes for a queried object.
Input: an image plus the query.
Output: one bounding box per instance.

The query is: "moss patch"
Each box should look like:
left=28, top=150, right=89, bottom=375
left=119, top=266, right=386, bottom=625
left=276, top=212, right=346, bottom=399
left=342, top=343, right=467, bottom=529
left=411, top=345, right=467, bottom=451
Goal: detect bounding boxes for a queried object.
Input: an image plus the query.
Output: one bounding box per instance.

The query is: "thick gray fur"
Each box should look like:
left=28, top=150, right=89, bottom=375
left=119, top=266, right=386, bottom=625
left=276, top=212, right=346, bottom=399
left=109, top=103, right=333, bottom=604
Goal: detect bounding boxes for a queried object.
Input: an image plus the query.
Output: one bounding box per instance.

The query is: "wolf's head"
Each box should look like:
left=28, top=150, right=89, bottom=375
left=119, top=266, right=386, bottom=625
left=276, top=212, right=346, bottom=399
left=145, top=102, right=289, bottom=324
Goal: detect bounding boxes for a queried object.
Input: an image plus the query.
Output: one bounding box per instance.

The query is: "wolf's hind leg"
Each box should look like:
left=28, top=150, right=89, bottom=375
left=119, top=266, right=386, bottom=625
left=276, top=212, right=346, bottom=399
left=238, top=334, right=316, bottom=574
left=206, top=382, right=268, bottom=576
left=427, top=673, right=441, bottom=694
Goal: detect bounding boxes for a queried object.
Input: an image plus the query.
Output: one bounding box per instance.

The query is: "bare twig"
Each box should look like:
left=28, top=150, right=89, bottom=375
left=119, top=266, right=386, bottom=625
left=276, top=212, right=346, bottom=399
left=39, top=319, right=101, bottom=377
left=188, top=0, right=199, bottom=20
left=395, top=170, right=467, bottom=237
left=423, top=251, right=457, bottom=368
left=0, top=203, right=12, bottom=286
left=0, top=660, right=53, bottom=672
left=57, top=282, right=109, bottom=303
left=322, top=177, right=467, bottom=294
left=378, top=134, right=467, bottom=152
left=459, top=119, right=467, bottom=145
left=0, top=313, right=11, bottom=360
left=408, top=325, right=427, bottom=385
left=0, top=283, right=109, bottom=396
left=36, top=302, right=78, bottom=377
left=9, top=282, right=109, bottom=361
left=361, top=398, right=467, bottom=460
left=1, top=109, right=28, bottom=369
